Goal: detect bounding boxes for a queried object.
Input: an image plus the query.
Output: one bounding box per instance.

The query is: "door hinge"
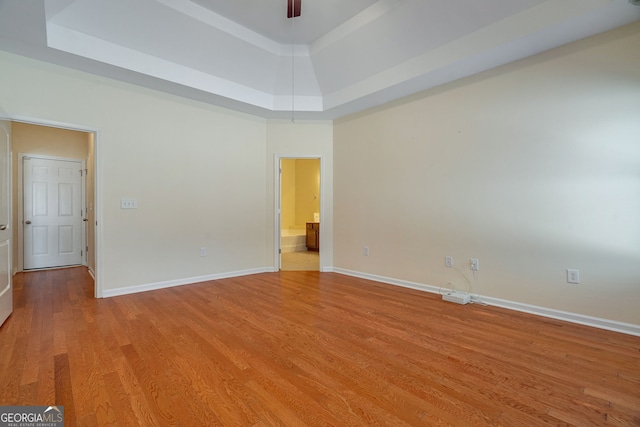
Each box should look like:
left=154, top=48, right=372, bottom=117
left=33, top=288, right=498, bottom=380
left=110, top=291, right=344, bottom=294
left=81, top=250, right=83, bottom=256
left=80, top=170, right=83, bottom=176
left=279, top=248, right=281, bottom=254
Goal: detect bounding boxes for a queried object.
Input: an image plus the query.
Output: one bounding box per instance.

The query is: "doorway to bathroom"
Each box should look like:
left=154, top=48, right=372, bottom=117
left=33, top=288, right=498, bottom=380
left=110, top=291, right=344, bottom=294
left=279, top=158, right=320, bottom=271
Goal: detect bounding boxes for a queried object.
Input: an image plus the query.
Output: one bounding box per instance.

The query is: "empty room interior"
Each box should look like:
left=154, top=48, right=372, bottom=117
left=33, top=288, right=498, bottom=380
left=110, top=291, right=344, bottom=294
left=0, top=0, right=639, bottom=425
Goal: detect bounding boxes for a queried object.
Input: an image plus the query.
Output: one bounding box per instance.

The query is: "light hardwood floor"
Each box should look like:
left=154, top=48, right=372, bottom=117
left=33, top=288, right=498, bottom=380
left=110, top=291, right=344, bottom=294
left=0, top=267, right=639, bottom=426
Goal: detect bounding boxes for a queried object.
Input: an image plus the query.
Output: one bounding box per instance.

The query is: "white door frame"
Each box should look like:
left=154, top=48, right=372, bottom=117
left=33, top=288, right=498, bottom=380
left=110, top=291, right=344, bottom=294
left=274, top=155, right=324, bottom=271
left=18, top=154, right=86, bottom=271
left=11, top=116, right=102, bottom=298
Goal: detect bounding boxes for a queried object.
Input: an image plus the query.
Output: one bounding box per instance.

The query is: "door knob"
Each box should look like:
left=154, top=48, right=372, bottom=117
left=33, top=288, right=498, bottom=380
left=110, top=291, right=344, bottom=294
left=0, top=224, right=7, bottom=230
left=25, top=221, right=32, bottom=225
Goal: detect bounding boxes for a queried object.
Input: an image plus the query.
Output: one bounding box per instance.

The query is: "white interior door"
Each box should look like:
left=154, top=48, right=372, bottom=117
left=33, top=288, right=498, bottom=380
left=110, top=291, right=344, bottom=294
left=23, top=156, right=83, bottom=270
left=0, top=117, right=12, bottom=327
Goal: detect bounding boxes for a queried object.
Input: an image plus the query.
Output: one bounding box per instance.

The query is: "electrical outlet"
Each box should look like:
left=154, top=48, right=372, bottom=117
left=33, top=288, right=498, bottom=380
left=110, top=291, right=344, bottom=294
left=567, top=269, right=580, bottom=284
left=470, top=259, right=479, bottom=271
left=363, top=246, right=369, bottom=256
left=445, top=256, right=453, bottom=267
left=200, top=247, right=207, bottom=257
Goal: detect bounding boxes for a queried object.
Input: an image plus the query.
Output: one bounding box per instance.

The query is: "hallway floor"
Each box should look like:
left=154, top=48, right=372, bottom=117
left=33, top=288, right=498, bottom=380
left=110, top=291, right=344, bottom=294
left=281, top=250, right=319, bottom=271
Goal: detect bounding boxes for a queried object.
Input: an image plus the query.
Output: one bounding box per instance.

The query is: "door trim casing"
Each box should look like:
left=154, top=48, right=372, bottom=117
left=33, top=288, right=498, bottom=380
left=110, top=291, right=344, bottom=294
left=18, top=154, right=86, bottom=271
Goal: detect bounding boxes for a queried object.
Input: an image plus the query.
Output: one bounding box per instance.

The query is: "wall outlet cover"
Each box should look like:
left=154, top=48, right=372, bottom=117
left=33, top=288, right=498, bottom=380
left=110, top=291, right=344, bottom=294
left=567, top=269, right=580, bottom=284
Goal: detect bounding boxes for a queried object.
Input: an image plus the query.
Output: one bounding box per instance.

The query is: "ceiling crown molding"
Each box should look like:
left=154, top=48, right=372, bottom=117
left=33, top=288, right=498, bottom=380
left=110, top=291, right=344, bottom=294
left=1, top=0, right=638, bottom=119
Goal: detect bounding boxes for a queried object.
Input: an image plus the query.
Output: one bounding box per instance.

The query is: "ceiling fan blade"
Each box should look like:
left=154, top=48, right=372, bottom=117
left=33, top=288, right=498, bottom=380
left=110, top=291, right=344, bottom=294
left=287, top=0, right=301, bottom=18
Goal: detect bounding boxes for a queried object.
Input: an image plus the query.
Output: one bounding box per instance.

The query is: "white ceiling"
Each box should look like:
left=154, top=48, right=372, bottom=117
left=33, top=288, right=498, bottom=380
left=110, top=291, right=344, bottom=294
left=190, top=0, right=381, bottom=44
left=0, top=0, right=639, bottom=119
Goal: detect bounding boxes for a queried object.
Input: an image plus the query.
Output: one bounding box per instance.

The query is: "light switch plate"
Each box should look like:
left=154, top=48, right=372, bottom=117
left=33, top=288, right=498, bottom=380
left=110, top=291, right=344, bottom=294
left=121, top=198, right=138, bottom=209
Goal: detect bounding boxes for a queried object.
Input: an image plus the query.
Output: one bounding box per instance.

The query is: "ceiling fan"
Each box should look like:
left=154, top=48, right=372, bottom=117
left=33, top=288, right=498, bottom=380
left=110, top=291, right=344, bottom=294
left=287, top=0, right=301, bottom=121
left=287, top=0, right=301, bottom=18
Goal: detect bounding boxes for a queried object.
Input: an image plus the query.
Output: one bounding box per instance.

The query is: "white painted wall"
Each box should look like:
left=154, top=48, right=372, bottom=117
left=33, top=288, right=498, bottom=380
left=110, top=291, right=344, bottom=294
left=334, top=23, right=640, bottom=325
left=266, top=120, right=333, bottom=271
left=0, top=51, right=268, bottom=294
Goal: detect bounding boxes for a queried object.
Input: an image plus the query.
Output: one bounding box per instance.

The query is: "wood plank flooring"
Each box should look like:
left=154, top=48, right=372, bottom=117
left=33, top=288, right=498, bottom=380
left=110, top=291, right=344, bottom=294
left=1, top=267, right=639, bottom=426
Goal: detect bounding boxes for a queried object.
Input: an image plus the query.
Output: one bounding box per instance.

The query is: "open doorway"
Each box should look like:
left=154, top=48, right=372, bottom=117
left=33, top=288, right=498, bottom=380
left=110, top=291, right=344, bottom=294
left=279, top=158, right=320, bottom=271
left=11, top=122, right=96, bottom=279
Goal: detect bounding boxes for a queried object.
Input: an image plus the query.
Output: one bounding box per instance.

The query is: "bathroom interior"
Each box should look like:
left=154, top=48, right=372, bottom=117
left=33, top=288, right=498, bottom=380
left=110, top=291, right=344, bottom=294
left=280, top=158, right=320, bottom=271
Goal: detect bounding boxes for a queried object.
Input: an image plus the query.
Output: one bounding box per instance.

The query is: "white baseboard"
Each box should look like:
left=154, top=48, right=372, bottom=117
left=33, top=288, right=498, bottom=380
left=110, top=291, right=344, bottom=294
left=332, top=268, right=443, bottom=294
left=102, top=267, right=273, bottom=298
left=333, top=267, right=640, bottom=337
left=87, top=266, right=95, bottom=281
